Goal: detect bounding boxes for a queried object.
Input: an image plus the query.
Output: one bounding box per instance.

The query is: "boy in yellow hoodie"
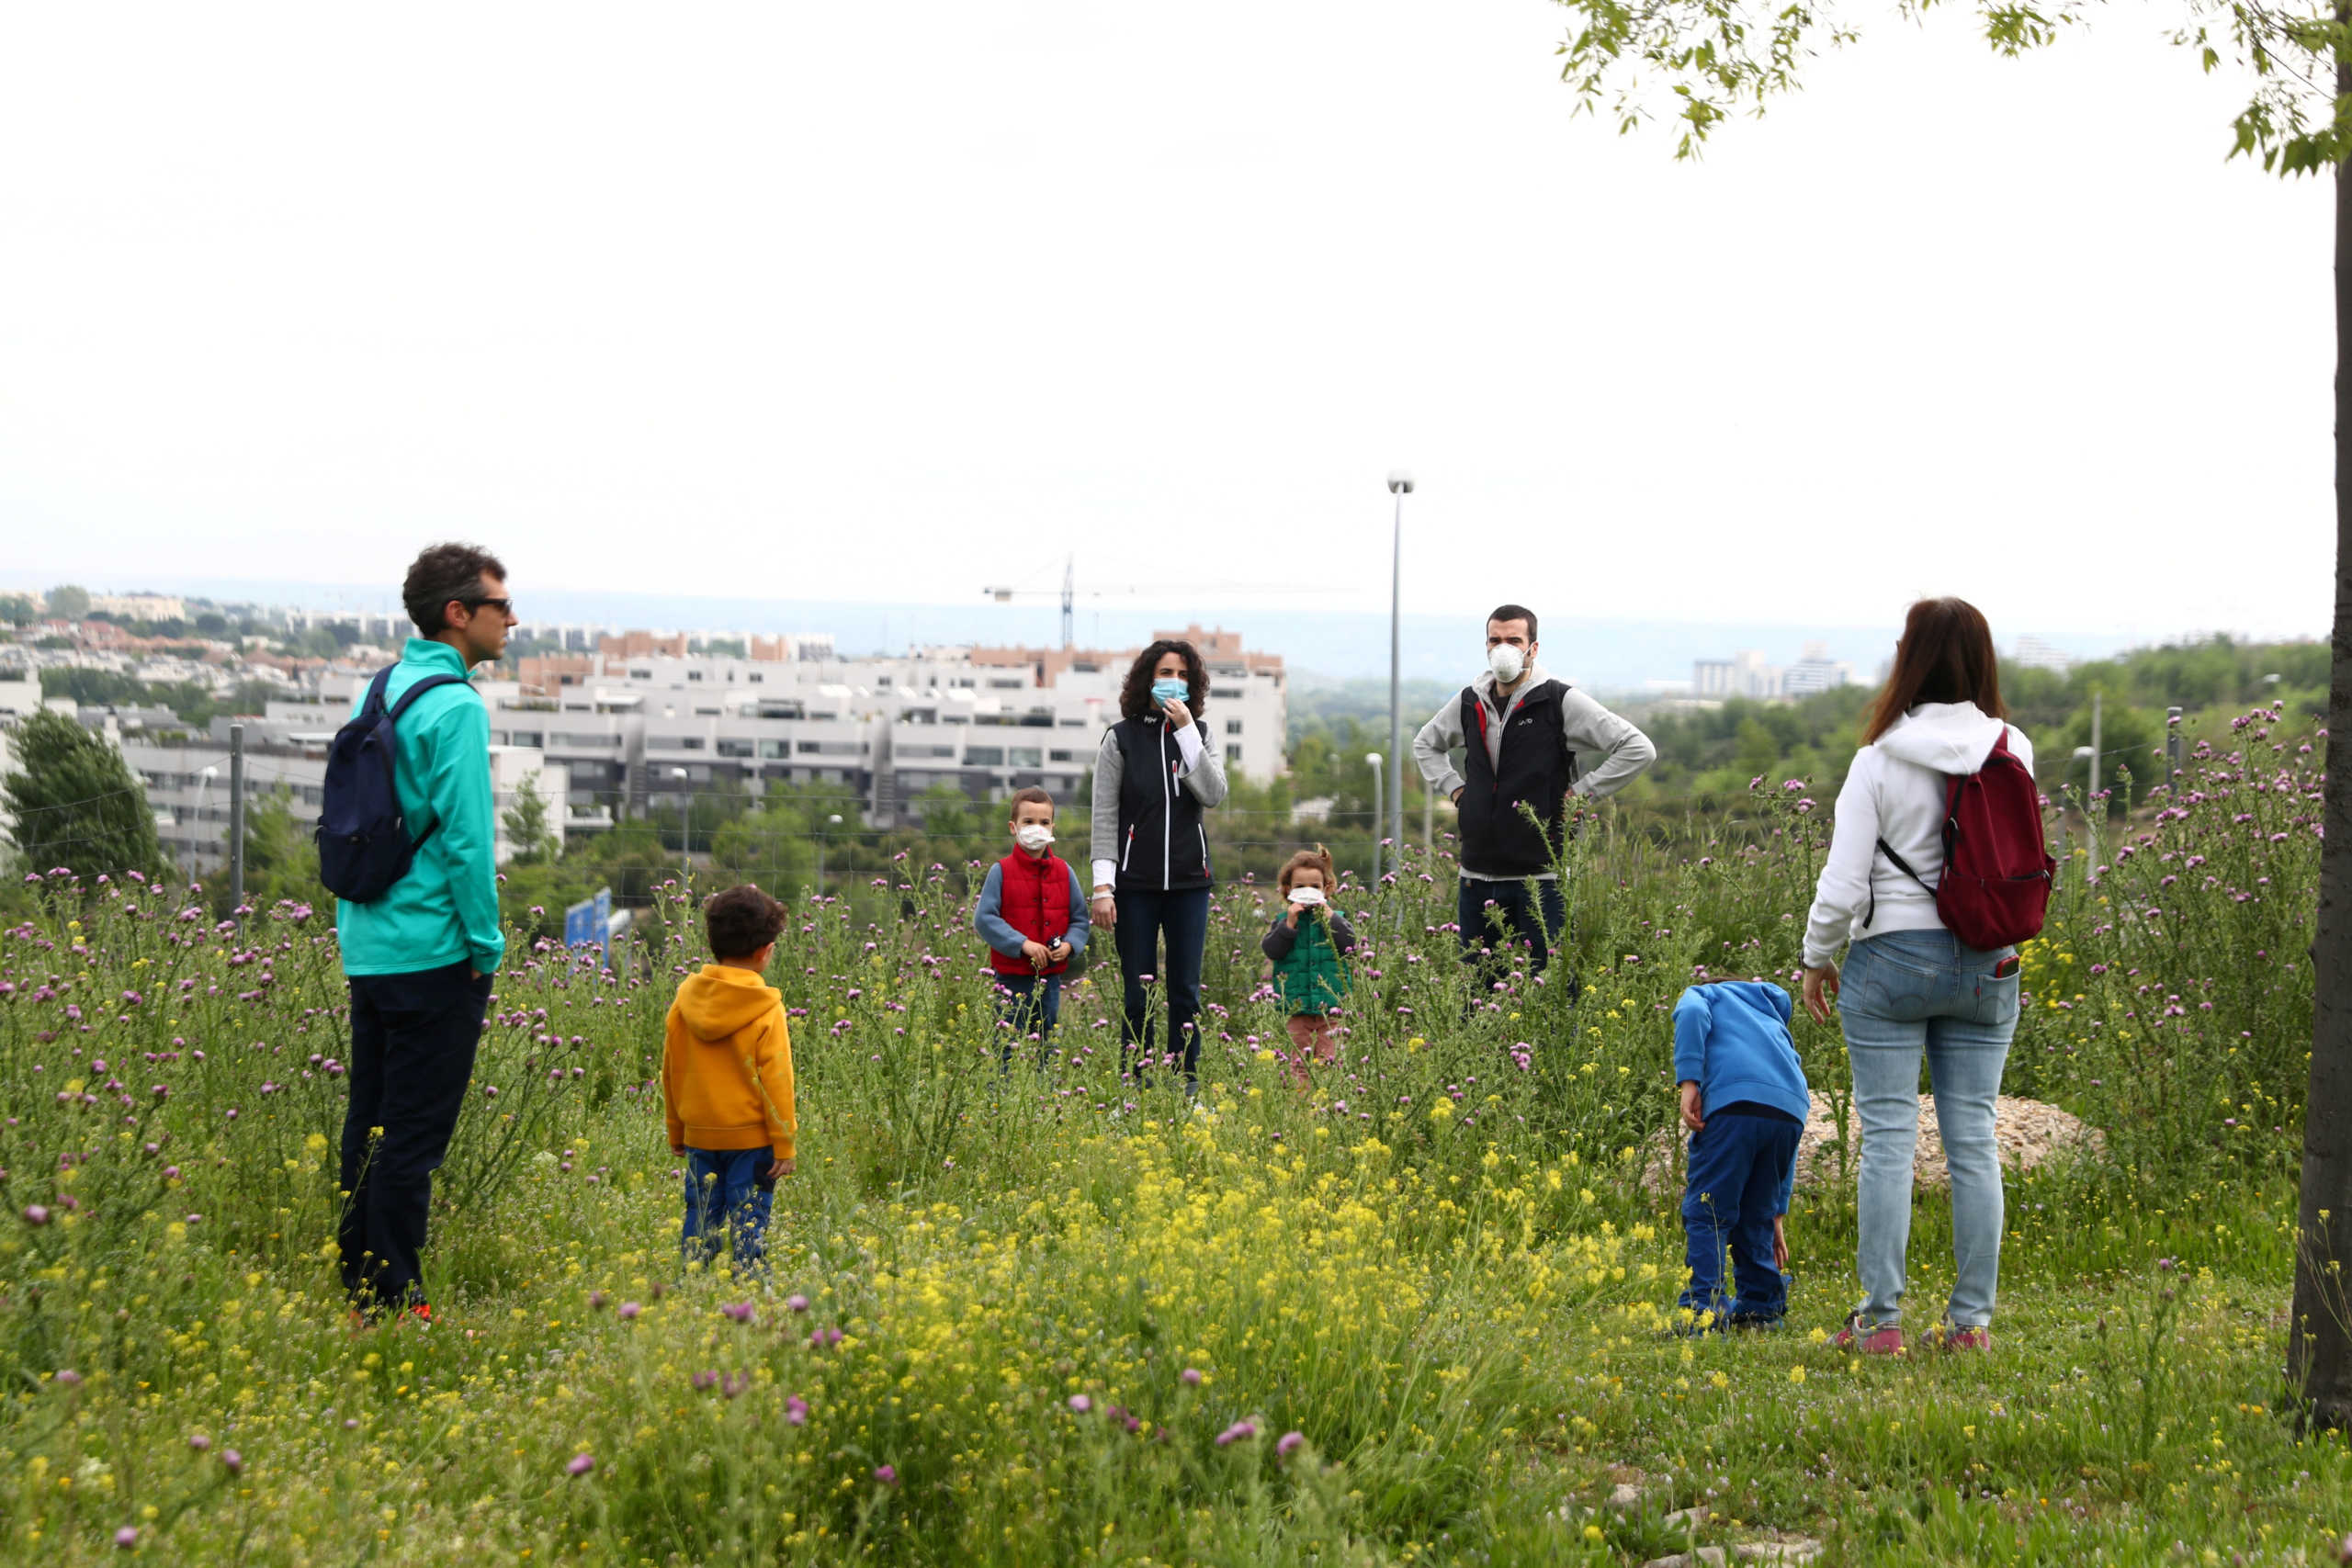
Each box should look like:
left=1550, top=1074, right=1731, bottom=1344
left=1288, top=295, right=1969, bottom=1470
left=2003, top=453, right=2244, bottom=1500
left=662, top=885, right=797, bottom=1272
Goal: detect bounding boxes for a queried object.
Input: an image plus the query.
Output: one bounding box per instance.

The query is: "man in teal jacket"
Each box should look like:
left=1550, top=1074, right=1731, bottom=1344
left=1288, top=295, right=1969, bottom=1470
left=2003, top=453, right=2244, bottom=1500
left=336, top=542, right=514, bottom=1321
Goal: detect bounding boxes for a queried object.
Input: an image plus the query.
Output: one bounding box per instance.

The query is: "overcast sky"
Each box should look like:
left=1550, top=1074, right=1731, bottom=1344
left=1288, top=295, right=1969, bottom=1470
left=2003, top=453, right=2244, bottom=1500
left=0, top=3, right=2330, bottom=647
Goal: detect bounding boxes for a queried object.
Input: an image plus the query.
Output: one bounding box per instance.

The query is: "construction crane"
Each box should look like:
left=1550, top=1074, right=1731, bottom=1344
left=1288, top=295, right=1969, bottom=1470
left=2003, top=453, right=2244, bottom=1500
left=983, top=555, right=1080, bottom=649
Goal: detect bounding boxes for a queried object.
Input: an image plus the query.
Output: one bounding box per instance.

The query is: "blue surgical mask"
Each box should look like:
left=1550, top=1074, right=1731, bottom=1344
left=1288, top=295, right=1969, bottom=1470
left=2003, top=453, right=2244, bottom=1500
left=1150, top=678, right=1190, bottom=706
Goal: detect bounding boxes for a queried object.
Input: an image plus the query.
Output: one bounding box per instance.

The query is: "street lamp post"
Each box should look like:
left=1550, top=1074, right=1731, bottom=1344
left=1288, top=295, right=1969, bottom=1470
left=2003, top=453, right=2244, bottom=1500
left=1364, top=752, right=1384, bottom=888
left=1385, top=471, right=1413, bottom=882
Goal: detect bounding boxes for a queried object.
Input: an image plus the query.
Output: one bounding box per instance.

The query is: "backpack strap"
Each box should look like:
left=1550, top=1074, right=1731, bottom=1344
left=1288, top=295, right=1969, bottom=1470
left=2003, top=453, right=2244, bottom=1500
left=385, top=671, right=469, bottom=722
left=1864, top=746, right=1982, bottom=926
left=357, top=664, right=397, bottom=717
left=379, top=672, right=471, bottom=851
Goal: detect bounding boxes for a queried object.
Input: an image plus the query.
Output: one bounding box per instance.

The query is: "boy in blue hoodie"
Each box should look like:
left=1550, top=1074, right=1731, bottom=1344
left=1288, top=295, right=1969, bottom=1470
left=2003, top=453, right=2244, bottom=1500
left=1671, top=981, right=1812, bottom=1330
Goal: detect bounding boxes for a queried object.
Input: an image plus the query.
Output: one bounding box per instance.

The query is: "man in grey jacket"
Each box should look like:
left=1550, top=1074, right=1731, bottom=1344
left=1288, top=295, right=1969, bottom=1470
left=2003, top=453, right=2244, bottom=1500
left=1411, top=604, right=1656, bottom=987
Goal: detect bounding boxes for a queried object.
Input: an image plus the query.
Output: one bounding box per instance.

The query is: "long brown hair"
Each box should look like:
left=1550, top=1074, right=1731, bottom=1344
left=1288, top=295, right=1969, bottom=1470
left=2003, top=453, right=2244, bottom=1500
left=1863, top=597, right=2006, bottom=744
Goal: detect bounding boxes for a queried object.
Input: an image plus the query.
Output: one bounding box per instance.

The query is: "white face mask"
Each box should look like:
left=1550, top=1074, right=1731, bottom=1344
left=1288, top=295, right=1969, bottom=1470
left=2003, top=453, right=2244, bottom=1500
left=1487, top=642, right=1527, bottom=683
left=1014, top=823, right=1054, bottom=852
left=1287, top=885, right=1326, bottom=906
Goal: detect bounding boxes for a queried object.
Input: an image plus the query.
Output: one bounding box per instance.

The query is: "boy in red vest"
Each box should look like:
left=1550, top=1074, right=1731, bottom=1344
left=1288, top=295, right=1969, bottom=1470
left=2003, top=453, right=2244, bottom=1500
left=973, top=787, right=1091, bottom=1065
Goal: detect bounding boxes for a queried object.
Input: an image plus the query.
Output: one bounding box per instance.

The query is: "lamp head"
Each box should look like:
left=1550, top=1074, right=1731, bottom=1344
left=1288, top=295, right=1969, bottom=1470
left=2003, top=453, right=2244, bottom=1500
left=1386, top=471, right=1414, bottom=495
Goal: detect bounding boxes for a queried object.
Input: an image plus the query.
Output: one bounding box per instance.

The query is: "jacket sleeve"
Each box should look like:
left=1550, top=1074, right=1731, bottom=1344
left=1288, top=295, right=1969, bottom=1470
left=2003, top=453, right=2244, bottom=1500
left=1261, top=915, right=1297, bottom=962
left=1561, top=689, right=1657, bottom=801
left=1327, top=911, right=1358, bottom=954
left=1059, top=865, right=1091, bottom=950
left=972, top=864, right=1027, bottom=957
left=1671, top=987, right=1712, bottom=1087
left=1412, top=699, right=1467, bottom=799
left=1090, top=729, right=1123, bottom=889
left=1804, top=751, right=1882, bottom=969
left=662, top=1004, right=685, bottom=1149
left=427, top=693, right=505, bottom=973
left=1180, top=728, right=1229, bottom=807
left=755, top=1009, right=797, bottom=1161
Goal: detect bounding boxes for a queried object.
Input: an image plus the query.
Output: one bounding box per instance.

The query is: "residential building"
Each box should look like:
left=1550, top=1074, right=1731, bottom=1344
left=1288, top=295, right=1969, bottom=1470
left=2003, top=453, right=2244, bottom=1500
left=1692, top=649, right=1781, bottom=701
left=2011, top=636, right=2075, bottom=674
left=1780, top=642, right=1854, bottom=698
left=488, top=622, right=1284, bottom=830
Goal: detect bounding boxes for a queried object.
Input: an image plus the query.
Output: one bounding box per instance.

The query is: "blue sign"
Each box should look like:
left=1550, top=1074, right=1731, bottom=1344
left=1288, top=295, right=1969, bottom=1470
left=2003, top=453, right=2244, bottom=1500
left=564, top=886, right=614, bottom=966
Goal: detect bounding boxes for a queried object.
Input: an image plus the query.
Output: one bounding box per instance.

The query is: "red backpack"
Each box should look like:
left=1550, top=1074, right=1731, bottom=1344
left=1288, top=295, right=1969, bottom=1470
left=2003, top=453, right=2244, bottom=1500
left=1874, top=729, right=2055, bottom=951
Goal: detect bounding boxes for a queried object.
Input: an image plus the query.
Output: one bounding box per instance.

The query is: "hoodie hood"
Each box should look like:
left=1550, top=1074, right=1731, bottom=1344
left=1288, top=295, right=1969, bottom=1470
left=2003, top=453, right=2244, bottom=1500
left=1874, top=701, right=2008, bottom=773
left=673, top=964, right=784, bottom=1043
left=1714, top=978, right=1794, bottom=1030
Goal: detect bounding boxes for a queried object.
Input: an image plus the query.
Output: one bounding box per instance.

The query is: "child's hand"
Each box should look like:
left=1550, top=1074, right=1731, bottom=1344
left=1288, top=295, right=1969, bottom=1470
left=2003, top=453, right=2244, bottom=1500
left=766, top=1156, right=795, bottom=1180
left=670, top=1145, right=685, bottom=1157
left=1021, top=939, right=1051, bottom=971
left=1283, top=905, right=1302, bottom=928
left=1772, top=1213, right=1788, bottom=1271
left=1678, top=1081, right=1704, bottom=1133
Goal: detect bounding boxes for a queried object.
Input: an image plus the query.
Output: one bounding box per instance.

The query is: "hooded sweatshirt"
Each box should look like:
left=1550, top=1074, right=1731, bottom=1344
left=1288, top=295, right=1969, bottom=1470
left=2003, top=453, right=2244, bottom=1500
left=1803, top=702, right=2036, bottom=968
left=1671, top=981, right=1813, bottom=1127
left=662, top=964, right=796, bottom=1156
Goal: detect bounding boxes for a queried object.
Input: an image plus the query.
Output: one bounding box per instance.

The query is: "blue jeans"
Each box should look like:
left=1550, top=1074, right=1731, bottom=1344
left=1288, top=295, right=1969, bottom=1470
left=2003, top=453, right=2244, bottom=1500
left=1838, top=929, right=2018, bottom=1328
left=1457, top=876, right=1567, bottom=978
left=993, top=972, right=1063, bottom=1066
left=1679, top=1108, right=1801, bottom=1324
left=1114, top=886, right=1211, bottom=1092
left=682, top=1146, right=776, bottom=1273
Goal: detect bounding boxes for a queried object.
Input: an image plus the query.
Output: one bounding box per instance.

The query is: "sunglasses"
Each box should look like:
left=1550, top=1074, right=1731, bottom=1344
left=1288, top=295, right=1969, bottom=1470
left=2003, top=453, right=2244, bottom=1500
left=459, top=595, right=514, bottom=618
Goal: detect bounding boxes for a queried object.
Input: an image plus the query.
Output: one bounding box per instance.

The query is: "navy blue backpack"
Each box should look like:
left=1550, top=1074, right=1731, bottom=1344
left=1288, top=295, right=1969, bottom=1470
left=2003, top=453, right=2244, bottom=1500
left=315, top=666, right=469, bottom=902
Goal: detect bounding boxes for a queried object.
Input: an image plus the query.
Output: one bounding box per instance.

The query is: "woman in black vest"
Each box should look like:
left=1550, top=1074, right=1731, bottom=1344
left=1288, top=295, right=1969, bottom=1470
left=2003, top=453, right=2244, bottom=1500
left=1089, top=638, right=1228, bottom=1095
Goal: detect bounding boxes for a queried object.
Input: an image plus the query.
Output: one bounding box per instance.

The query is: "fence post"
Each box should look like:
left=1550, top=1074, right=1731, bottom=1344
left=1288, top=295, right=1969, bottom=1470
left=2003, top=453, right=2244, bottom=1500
left=229, top=722, right=245, bottom=921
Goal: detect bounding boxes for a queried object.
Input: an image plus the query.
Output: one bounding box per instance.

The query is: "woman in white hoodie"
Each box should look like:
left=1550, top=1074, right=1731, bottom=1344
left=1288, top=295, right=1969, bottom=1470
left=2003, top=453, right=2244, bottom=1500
left=1800, top=598, right=2031, bottom=1355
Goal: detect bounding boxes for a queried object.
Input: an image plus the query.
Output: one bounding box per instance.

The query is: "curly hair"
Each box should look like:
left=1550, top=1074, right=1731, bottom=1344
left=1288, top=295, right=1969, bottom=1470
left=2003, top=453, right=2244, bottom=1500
left=402, top=542, right=507, bottom=634
left=704, top=884, right=787, bottom=961
left=1276, top=845, right=1335, bottom=894
left=1118, top=638, right=1207, bottom=723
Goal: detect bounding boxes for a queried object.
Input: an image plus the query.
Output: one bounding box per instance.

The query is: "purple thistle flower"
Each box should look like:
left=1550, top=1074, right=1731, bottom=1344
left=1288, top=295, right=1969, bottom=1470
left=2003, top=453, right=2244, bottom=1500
left=874, top=1464, right=898, bottom=1485
left=1068, top=1393, right=1091, bottom=1413
left=23, top=1204, right=49, bottom=1225
left=187, top=1433, right=210, bottom=1451
left=567, top=1452, right=595, bottom=1477
left=720, top=1300, right=755, bottom=1323
left=786, top=1394, right=808, bottom=1426
left=1216, top=1420, right=1258, bottom=1447
left=54, top=1369, right=81, bottom=1387
left=1277, top=1430, right=1306, bottom=1457
left=786, top=1293, right=809, bottom=1313
left=220, top=1450, right=243, bottom=1475
left=116, top=1526, right=139, bottom=1549
left=1181, top=1367, right=1202, bottom=1386
left=618, top=1301, right=641, bottom=1319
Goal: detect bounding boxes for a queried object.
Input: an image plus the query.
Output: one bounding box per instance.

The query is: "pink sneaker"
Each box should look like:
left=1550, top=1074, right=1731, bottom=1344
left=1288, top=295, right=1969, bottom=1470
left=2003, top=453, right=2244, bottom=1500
left=1937, top=1324, right=1991, bottom=1352
left=1834, top=1312, right=1905, bottom=1355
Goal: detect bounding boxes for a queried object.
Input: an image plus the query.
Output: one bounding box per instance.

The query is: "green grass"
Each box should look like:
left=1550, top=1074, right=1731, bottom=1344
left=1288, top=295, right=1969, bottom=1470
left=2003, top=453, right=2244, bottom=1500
left=2, top=711, right=2345, bottom=1562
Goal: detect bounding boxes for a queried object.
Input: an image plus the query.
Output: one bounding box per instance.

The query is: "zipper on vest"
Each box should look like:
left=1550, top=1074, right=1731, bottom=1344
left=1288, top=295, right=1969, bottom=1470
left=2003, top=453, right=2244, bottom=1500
left=1161, top=724, right=1173, bottom=887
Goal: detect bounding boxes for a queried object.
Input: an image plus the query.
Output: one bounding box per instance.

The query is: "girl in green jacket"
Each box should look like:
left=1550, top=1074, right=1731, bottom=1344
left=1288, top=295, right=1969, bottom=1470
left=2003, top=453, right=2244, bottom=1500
left=1260, top=847, right=1358, bottom=1088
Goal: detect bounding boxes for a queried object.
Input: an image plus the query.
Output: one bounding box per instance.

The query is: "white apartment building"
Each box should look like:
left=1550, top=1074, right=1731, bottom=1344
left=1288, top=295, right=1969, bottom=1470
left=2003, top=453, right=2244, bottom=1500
left=501, top=626, right=1286, bottom=829
left=1692, top=649, right=1781, bottom=700
left=126, top=719, right=565, bottom=876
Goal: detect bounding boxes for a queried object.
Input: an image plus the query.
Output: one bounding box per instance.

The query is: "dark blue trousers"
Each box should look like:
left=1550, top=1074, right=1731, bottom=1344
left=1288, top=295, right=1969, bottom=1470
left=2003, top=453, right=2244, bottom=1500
left=683, top=1145, right=777, bottom=1273
left=340, top=961, right=492, bottom=1311
left=1457, top=876, right=1566, bottom=974
left=1679, top=1108, right=1801, bottom=1325
left=1114, top=886, right=1210, bottom=1092
left=993, top=972, right=1063, bottom=1066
